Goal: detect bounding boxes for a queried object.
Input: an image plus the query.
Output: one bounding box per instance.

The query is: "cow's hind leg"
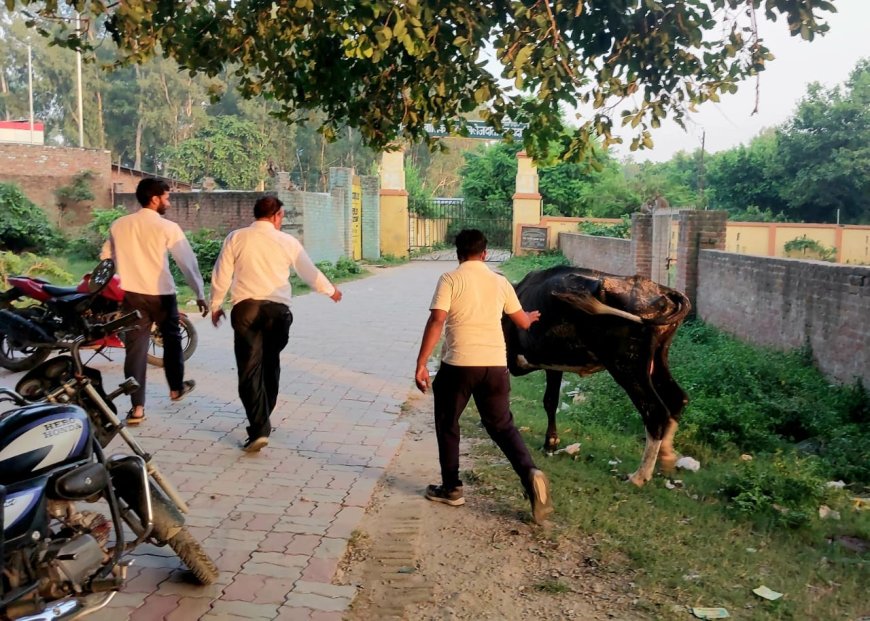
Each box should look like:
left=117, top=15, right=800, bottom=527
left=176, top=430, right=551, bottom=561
left=542, top=370, right=563, bottom=453
left=607, top=365, right=672, bottom=487
left=657, top=418, right=679, bottom=474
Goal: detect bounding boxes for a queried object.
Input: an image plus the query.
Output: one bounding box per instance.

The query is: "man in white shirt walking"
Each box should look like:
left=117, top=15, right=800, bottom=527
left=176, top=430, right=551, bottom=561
left=101, top=178, right=208, bottom=424
left=414, top=229, right=554, bottom=524
left=209, top=195, right=342, bottom=452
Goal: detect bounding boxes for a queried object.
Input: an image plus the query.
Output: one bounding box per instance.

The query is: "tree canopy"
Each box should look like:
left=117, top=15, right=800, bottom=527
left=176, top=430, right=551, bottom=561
left=13, top=0, right=835, bottom=160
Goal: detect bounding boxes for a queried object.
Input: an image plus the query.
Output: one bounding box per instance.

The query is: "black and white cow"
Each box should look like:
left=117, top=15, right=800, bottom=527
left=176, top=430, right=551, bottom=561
left=502, top=265, right=692, bottom=486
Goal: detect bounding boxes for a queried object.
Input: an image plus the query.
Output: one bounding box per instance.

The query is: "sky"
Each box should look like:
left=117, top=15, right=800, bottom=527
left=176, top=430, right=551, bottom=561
left=613, top=0, right=870, bottom=163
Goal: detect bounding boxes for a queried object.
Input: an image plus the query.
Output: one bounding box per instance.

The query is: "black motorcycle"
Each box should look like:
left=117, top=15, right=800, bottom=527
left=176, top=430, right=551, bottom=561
left=0, top=268, right=217, bottom=620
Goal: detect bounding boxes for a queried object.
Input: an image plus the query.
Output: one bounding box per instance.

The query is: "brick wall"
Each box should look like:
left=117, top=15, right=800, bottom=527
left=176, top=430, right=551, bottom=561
left=631, top=213, right=653, bottom=279
left=559, top=232, right=633, bottom=275
left=697, top=251, right=870, bottom=386
left=0, top=143, right=112, bottom=228
left=675, top=211, right=727, bottom=313
left=116, top=191, right=260, bottom=234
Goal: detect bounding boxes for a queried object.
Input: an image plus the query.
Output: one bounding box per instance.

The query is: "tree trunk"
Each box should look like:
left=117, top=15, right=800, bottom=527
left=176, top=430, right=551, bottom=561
left=96, top=89, right=106, bottom=148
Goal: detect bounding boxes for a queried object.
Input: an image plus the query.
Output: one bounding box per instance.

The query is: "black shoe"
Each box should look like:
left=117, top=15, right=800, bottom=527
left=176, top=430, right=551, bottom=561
left=170, top=380, right=196, bottom=402
left=528, top=469, right=554, bottom=524
left=425, top=484, right=465, bottom=506
left=242, top=437, right=269, bottom=453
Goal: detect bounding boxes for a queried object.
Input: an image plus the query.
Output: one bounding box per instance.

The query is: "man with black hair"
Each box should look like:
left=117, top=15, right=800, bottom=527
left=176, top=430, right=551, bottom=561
left=101, top=177, right=207, bottom=424
left=415, top=229, right=554, bottom=524
left=209, top=195, right=342, bottom=453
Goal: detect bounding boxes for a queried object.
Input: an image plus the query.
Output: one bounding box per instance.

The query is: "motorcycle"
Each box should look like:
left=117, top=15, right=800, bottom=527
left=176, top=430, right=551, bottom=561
left=0, top=266, right=217, bottom=620
left=0, top=261, right=197, bottom=372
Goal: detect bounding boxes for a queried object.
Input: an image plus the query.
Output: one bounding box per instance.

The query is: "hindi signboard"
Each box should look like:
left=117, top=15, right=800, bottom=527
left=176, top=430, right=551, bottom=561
left=519, top=225, right=548, bottom=251
left=424, top=120, right=526, bottom=140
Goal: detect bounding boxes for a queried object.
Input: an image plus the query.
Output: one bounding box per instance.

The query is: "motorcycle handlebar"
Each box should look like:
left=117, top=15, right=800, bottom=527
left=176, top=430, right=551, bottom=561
left=0, top=387, right=27, bottom=406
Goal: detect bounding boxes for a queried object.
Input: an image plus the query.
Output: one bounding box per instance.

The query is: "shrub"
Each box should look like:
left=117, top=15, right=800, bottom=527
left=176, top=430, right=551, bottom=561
left=316, top=256, right=363, bottom=280
left=721, top=456, right=827, bottom=528
left=0, top=183, right=63, bottom=253
left=579, top=215, right=631, bottom=239
left=783, top=235, right=836, bottom=262
left=66, top=206, right=129, bottom=260
left=0, top=251, right=72, bottom=284
left=170, top=228, right=224, bottom=284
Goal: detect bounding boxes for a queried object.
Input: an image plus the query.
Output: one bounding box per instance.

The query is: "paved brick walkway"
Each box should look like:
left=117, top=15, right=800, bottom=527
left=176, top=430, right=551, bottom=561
left=1, top=261, right=453, bottom=620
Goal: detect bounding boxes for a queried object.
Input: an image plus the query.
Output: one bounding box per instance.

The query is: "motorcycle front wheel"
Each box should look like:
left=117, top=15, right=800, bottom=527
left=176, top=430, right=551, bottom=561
left=149, top=490, right=218, bottom=585
left=0, top=332, right=50, bottom=371
left=146, top=315, right=198, bottom=368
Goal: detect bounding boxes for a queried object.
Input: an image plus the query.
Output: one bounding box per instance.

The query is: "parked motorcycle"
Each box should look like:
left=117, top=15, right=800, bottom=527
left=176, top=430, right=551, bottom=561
left=0, top=271, right=217, bottom=619
left=0, top=261, right=197, bottom=372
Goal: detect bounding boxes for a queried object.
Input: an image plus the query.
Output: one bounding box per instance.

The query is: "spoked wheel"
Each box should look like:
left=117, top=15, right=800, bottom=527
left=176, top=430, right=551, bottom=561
left=147, top=489, right=218, bottom=585
left=0, top=332, right=50, bottom=371
left=147, top=315, right=198, bottom=367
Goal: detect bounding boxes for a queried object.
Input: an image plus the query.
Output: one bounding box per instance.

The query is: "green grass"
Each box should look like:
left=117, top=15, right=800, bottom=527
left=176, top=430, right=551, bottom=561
left=500, top=251, right=569, bottom=284
left=450, top=251, right=869, bottom=620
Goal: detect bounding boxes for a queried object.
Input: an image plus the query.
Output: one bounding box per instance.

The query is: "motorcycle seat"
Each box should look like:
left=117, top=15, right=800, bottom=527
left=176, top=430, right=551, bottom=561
left=43, top=284, right=81, bottom=297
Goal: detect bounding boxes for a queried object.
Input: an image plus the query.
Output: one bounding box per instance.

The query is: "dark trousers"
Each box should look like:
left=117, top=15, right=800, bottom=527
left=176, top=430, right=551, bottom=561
left=231, top=300, right=293, bottom=440
left=432, top=362, right=536, bottom=490
left=123, top=292, right=183, bottom=408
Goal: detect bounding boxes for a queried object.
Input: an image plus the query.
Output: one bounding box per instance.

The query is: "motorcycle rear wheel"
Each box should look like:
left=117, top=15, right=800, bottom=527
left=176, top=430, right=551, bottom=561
left=149, top=490, right=218, bottom=585
left=0, top=332, right=50, bottom=371
left=146, top=315, right=198, bottom=368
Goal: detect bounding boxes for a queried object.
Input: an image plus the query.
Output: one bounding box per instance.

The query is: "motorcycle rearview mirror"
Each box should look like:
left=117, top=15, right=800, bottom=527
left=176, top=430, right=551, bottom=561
left=88, top=259, right=116, bottom=294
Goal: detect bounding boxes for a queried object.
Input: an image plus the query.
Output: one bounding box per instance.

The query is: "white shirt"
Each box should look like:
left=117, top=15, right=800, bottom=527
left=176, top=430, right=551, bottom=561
left=430, top=260, right=522, bottom=367
left=100, top=208, right=205, bottom=298
left=209, top=221, right=335, bottom=312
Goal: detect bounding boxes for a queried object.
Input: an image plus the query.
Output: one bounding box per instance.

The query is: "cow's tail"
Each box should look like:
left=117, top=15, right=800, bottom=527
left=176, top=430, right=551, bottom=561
left=552, top=291, right=644, bottom=323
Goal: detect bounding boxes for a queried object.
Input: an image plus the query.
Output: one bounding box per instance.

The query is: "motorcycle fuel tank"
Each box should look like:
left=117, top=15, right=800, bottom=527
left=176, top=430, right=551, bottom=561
left=0, top=404, right=92, bottom=485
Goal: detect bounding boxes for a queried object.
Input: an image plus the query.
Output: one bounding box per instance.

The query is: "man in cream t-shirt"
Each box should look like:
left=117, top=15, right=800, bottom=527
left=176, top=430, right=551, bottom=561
left=414, top=229, right=554, bottom=524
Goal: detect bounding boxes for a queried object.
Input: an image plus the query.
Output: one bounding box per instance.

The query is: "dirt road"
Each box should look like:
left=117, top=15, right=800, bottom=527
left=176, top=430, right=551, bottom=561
left=338, top=393, right=643, bottom=621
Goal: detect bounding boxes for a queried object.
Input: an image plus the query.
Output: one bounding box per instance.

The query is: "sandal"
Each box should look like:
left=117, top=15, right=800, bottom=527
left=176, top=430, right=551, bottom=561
left=170, top=379, right=196, bottom=402
left=125, top=409, right=146, bottom=425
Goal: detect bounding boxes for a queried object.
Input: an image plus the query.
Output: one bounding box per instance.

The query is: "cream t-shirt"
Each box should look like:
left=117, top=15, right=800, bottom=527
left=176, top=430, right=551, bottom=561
left=430, top=260, right=522, bottom=367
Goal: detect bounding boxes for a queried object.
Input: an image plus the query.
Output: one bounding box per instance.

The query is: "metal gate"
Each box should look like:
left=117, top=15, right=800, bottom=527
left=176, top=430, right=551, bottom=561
left=652, top=211, right=679, bottom=287
left=409, top=198, right=513, bottom=259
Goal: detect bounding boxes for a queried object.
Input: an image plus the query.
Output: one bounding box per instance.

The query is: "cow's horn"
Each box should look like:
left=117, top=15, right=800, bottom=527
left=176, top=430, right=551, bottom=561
left=552, top=291, right=643, bottom=323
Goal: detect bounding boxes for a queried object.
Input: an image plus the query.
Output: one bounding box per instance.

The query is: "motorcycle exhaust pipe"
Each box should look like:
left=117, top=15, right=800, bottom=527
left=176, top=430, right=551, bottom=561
left=0, top=310, right=53, bottom=347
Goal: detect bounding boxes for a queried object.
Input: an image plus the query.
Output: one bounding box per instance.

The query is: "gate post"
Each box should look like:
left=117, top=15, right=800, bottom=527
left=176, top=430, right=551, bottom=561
left=630, top=213, right=653, bottom=279
left=512, top=151, right=542, bottom=254
left=379, top=147, right=410, bottom=258
left=676, top=210, right=727, bottom=314
left=360, top=175, right=381, bottom=260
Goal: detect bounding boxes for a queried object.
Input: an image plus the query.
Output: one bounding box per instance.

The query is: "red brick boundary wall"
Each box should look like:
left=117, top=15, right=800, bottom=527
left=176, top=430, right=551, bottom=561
left=697, top=252, right=870, bottom=386
left=558, top=209, right=868, bottom=386
left=115, top=191, right=261, bottom=234
left=0, top=143, right=112, bottom=227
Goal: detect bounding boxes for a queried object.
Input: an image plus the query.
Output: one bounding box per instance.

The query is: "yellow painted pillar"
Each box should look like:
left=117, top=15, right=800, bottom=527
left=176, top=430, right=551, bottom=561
left=512, top=151, right=543, bottom=255
left=379, top=147, right=409, bottom=258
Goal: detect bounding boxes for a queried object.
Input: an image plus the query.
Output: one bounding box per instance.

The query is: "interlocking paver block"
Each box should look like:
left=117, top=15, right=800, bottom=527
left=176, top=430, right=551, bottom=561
left=129, top=594, right=180, bottom=621
left=207, top=600, right=280, bottom=619
left=0, top=262, right=449, bottom=619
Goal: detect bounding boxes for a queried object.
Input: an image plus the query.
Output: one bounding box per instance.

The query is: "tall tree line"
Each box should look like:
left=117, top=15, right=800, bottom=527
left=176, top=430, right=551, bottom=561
left=0, top=11, right=378, bottom=190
